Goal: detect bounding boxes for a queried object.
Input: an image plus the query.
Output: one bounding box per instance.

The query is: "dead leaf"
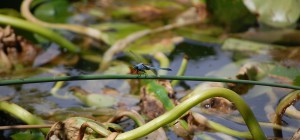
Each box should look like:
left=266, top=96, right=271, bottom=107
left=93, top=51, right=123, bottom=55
left=0, top=26, right=40, bottom=73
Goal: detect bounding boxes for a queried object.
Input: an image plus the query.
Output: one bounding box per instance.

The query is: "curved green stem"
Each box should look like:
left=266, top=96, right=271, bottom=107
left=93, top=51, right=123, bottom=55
left=106, top=110, right=145, bottom=127
left=1, top=75, right=300, bottom=90
left=0, top=101, right=49, bottom=134
left=171, top=55, right=189, bottom=86
left=208, top=119, right=252, bottom=138
left=0, top=14, right=79, bottom=53
left=273, top=90, right=300, bottom=137
left=21, top=0, right=109, bottom=43
left=115, top=88, right=266, bottom=140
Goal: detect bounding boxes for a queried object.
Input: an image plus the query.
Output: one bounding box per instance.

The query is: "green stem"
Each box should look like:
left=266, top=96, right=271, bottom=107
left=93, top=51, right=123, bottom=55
left=1, top=75, right=300, bottom=90
left=171, top=55, right=189, bottom=86
left=0, top=14, right=79, bottom=53
left=208, top=119, right=252, bottom=138
left=273, top=90, right=300, bottom=137
left=21, top=0, right=109, bottom=43
left=0, top=101, right=49, bottom=134
left=115, top=87, right=266, bottom=140
left=106, top=110, right=145, bottom=127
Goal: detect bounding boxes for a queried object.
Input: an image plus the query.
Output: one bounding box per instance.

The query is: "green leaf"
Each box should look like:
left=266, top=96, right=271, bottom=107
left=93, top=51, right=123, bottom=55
left=33, top=0, right=72, bottom=23
left=0, top=9, right=22, bottom=18
left=92, top=22, right=147, bottom=45
left=270, top=66, right=300, bottom=79
left=243, top=0, right=300, bottom=28
left=222, top=38, right=284, bottom=53
left=11, top=130, right=44, bottom=140
left=147, top=81, right=175, bottom=111
left=293, top=75, right=300, bottom=86
left=207, top=0, right=256, bottom=32
left=71, top=87, right=117, bottom=108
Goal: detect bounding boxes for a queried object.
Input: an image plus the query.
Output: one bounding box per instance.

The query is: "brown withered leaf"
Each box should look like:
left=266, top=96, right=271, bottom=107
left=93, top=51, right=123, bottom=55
left=131, top=5, right=163, bottom=21
left=200, top=97, right=236, bottom=114
left=171, top=120, right=193, bottom=140
left=270, top=46, right=300, bottom=67
left=226, top=62, right=262, bottom=94
left=0, top=26, right=39, bottom=73
left=291, top=128, right=300, bottom=140
left=186, top=82, right=236, bottom=114
left=139, top=80, right=176, bottom=120
left=46, top=117, right=102, bottom=140
left=140, top=86, right=166, bottom=120
left=187, top=112, right=213, bottom=133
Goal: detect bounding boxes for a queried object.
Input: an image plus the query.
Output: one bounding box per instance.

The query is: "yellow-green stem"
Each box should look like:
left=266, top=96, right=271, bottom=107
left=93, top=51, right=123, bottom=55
left=0, top=101, right=49, bottom=134
left=0, top=14, right=79, bottom=52
left=273, top=90, right=300, bottom=137
left=115, top=88, right=266, bottom=140
left=171, top=55, right=189, bottom=86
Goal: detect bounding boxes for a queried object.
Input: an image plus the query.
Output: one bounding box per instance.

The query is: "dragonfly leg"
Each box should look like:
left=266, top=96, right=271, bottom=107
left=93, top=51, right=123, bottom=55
left=140, top=70, right=147, bottom=77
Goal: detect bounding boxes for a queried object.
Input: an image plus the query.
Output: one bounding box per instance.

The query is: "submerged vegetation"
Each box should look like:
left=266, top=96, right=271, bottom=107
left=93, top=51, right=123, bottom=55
left=0, top=0, right=300, bottom=139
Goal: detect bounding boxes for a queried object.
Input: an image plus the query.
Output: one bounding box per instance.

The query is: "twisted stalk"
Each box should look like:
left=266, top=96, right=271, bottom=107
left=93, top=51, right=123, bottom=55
left=1, top=75, right=300, bottom=91
left=106, top=110, right=145, bottom=127
left=273, top=90, right=300, bottom=138
left=0, top=14, right=79, bottom=53
left=115, top=87, right=266, bottom=140
left=21, top=0, right=109, bottom=43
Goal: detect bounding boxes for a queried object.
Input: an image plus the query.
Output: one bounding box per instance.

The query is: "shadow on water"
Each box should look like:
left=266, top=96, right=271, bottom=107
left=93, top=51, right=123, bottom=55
left=168, top=38, right=232, bottom=88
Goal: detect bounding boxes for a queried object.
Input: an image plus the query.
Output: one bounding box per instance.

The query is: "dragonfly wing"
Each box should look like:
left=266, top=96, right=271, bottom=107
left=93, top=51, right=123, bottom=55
left=150, top=69, right=158, bottom=76
left=148, top=66, right=172, bottom=71
left=159, top=68, right=172, bottom=71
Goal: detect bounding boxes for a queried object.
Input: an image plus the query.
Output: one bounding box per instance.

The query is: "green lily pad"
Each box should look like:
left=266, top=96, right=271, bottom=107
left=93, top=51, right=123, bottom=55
left=71, top=87, right=117, bottom=108
left=243, top=0, right=300, bottom=28
left=33, top=0, right=72, bottom=23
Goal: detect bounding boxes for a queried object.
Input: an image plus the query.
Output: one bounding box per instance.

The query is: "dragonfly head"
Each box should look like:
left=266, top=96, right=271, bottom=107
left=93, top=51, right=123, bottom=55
left=133, top=65, right=138, bottom=69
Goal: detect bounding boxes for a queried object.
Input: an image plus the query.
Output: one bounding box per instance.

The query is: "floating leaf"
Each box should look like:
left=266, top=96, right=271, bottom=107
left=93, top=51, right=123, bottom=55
left=70, top=87, right=117, bottom=108
left=33, top=0, right=72, bottom=23
left=243, top=0, right=300, bottom=28
left=293, top=76, right=300, bottom=86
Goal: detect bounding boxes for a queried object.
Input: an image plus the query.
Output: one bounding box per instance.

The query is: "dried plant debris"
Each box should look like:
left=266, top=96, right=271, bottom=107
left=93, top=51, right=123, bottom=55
left=226, top=62, right=264, bottom=94
left=140, top=86, right=167, bottom=120
left=46, top=117, right=104, bottom=140
left=270, top=47, right=300, bottom=67
left=140, top=80, right=176, bottom=120
left=46, top=117, right=123, bottom=140
left=291, top=128, right=300, bottom=140
left=201, top=97, right=236, bottom=114
left=198, top=63, right=265, bottom=114
left=0, top=26, right=39, bottom=74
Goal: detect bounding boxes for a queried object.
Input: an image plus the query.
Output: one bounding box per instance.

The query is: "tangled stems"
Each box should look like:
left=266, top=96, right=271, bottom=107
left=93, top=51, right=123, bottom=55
left=115, top=88, right=266, bottom=140
left=1, top=75, right=300, bottom=91
left=21, top=0, right=109, bottom=43
left=0, top=14, right=79, bottom=53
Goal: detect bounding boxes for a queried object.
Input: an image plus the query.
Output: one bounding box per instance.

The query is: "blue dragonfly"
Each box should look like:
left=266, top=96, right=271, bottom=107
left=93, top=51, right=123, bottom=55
left=129, top=51, right=172, bottom=76
left=132, top=63, right=172, bottom=76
